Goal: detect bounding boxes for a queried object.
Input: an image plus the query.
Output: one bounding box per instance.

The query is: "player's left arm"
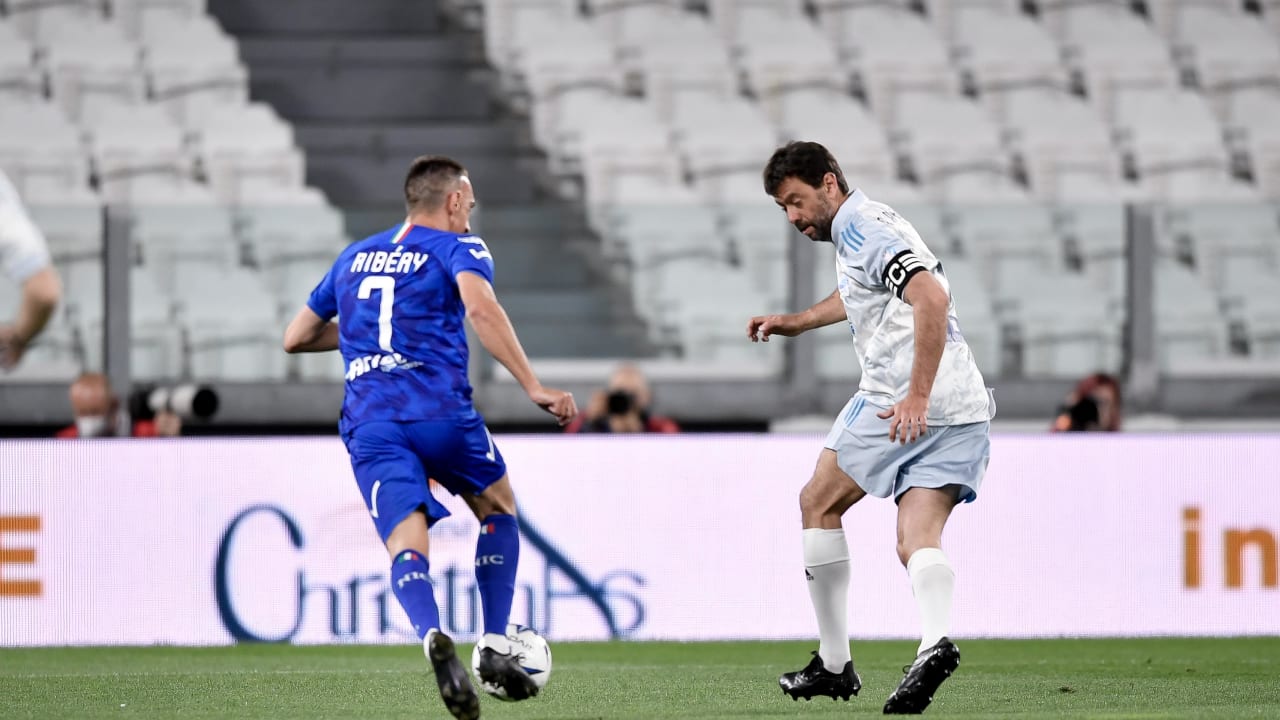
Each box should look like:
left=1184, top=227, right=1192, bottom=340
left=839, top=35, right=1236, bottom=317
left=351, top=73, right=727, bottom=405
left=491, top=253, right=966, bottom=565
left=875, top=254, right=949, bottom=444
left=283, top=306, right=339, bottom=353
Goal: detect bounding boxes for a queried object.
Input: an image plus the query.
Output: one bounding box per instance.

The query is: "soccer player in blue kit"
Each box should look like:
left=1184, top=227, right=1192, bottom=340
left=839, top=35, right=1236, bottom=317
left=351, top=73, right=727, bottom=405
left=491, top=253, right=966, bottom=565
left=283, top=155, right=577, bottom=720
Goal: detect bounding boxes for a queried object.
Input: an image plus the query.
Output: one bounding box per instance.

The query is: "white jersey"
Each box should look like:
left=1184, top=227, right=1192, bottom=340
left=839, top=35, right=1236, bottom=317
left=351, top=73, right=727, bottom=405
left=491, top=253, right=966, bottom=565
left=0, top=170, right=51, bottom=283
left=829, top=189, right=993, bottom=425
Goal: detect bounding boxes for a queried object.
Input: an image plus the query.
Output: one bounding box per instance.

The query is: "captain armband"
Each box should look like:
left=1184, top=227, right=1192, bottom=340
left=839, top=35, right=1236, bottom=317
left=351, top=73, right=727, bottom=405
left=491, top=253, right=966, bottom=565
left=881, top=249, right=928, bottom=300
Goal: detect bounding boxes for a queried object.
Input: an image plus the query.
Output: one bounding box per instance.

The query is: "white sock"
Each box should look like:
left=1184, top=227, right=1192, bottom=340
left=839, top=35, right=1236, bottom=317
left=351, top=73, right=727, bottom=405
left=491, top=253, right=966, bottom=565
left=483, top=631, right=511, bottom=655
left=802, top=528, right=851, bottom=673
left=907, top=547, right=955, bottom=655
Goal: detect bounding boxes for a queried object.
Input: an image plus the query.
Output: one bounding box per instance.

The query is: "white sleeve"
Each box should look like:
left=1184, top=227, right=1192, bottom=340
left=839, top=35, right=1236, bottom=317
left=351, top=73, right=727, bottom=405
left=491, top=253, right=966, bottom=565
left=0, top=173, right=52, bottom=283
left=844, top=222, right=930, bottom=299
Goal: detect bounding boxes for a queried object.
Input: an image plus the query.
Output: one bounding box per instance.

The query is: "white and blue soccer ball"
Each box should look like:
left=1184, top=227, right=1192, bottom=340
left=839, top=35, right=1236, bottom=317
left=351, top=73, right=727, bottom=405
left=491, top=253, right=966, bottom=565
left=470, top=623, right=552, bottom=700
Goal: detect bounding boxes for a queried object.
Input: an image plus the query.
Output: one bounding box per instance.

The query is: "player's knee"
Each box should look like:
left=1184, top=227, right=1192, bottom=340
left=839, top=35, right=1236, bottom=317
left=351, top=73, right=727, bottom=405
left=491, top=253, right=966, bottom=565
left=799, top=476, right=839, bottom=519
left=470, top=492, right=517, bottom=519
left=488, top=498, right=518, bottom=517
left=895, top=541, right=914, bottom=567
left=798, top=480, right=820, bottom=514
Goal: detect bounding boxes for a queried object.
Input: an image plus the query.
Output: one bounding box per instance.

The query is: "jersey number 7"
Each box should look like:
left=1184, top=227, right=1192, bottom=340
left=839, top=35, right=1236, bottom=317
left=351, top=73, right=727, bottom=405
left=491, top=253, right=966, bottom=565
left=357, top=275, right=396, bottom=352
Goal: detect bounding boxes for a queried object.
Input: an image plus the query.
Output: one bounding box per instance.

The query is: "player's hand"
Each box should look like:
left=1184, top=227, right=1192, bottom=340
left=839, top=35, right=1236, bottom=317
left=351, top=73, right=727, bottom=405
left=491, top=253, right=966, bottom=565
left=747, top=313, right=806, bottom=343
left=877, top=394, right=930, bottom=444
left=529, top=386, right=577, bottom=426
left=0, top=326, right=27, bottom=370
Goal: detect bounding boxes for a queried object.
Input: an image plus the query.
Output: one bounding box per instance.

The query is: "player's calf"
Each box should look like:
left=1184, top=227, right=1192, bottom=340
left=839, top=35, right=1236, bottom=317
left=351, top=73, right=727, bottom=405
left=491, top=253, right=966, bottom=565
left=780, top=651, right=862, bottom=702
left=883, top=637, right=960, bottom=715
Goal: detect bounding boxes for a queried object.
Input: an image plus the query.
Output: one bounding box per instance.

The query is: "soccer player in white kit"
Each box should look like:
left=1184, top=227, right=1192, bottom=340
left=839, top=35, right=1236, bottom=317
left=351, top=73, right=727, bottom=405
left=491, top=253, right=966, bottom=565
left=747, top=142, right=995, bottom=714
left=0, top=169, right=61, bottom=370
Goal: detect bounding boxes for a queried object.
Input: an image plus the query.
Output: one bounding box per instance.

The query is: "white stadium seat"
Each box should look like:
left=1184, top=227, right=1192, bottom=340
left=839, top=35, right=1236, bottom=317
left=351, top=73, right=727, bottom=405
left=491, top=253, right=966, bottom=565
left=78, top=269, right=182, bottom=380
left=0, top=99, right=91, bottom=200
left=142, top=14, right=249, bottom=125
left=1049, top=3, right=1179, bottom=111
left=948, top=4, right=1068, bottom=92
left=667, top=91, right=778, bottom=185
left=1161, top=3, right=1280, bottom=89
left=26, top=198, right=104, bottom=262
left=1156, top=259, right=1231, bottom=373
left=1109, top=88, right=1230, bottom=177
left=813, top=3, right=957, bottom=110
left=113, top=0, right=209, bottom=39
left=985, top=87, right=1121, bottom=197
left=192, top=102, right=306, bottom=204
left=1214, top=86, right=1280, bottom=200
left=591, top=1, right=735, bottom=98
left=890, top=92, right=1010, bottom=186
left=937, top=256, right=1003, bottom=378
left=180, top=267, right=287, bottom=381
left=87, top=103, right=193, bottom=203
left=5, top=0, right=100, bottom=41
left=43, top=16, right=147, bottom=122
left=0, top=20, right=42, bottom=103
left=724, top=7, right=845, bottom=98
left=765, top=88, right=898, bottom=187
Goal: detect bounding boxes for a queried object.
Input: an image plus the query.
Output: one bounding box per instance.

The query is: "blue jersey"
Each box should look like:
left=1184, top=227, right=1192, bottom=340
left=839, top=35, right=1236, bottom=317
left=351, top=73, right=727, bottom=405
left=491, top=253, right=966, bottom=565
left=307, top=221, right=495, bottom=431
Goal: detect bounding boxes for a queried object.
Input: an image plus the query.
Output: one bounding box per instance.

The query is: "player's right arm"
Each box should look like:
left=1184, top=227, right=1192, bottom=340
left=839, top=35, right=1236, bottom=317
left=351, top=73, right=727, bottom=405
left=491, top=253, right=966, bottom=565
left=456, top=271, right=577, bottom=425
left=283, top=261, right=340, bottom=353
left=1, top=267, right=61, bottom=369
left=282, top=306, right=339, bottom=353
left=747, top=289, right=845, bottom=342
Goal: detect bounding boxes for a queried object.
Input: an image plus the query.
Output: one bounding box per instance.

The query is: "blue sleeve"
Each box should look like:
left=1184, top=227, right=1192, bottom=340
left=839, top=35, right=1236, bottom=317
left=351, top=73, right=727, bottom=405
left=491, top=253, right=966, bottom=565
left=448, top=234, right=495, bottom=283
left=306, top=262, right=339, bottom=321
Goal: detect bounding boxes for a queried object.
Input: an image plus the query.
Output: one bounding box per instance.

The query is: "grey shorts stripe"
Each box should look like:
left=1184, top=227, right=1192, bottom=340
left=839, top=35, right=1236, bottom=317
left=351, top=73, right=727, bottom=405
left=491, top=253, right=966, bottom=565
left=824, top=394, right=990, bottom=503
left=841, top=396, right=867, bottom=427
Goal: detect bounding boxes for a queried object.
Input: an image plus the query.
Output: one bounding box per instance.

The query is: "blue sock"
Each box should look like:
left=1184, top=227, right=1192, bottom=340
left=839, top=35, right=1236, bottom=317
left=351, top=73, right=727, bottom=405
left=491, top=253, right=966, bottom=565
left=390, top=550, right=440, bottom=640
left=475, top=514, right=520, bottom=636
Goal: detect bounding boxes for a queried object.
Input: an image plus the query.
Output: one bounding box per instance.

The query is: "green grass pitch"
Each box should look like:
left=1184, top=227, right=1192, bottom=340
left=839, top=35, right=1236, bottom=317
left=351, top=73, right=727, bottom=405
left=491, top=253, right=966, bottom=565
left=3, top=638, right=1278, bottom=719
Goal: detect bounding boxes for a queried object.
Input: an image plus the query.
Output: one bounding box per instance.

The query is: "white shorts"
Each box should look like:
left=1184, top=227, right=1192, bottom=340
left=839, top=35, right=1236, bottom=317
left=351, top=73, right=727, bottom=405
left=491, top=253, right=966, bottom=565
left=823, top=395, right=990, bottom=503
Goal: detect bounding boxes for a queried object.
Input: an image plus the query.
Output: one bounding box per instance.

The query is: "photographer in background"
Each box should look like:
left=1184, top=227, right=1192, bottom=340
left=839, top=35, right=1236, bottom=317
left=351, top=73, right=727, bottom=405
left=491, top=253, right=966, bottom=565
left=55, top=373, right=189, bottom=438
left=1051, top=372, right=1123, bottom=432
left=564, top=364, right=679, bottom=434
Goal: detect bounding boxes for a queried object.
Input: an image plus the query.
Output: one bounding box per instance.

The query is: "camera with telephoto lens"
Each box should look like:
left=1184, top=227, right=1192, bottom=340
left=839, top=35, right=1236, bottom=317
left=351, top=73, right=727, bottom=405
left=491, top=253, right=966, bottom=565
left=606, top=389, right=636, bottom=416
left=127, top=384, right=219, bottom=421
left=1061, top=395, right=1099, bottom=431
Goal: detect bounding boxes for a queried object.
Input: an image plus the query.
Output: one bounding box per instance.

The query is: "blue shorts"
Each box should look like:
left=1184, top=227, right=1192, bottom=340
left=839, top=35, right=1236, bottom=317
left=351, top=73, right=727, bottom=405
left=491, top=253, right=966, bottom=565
left=342, top=414, right=508, bottom=541
left=824, top=395, right=990, bottom=504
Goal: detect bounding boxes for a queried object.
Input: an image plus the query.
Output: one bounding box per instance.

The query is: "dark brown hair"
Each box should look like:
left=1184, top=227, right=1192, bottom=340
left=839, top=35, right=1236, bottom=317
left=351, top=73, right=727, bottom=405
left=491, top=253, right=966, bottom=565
left=762, top=141, right=849, bottom=197
left=404, top=155, right=467, bottom=212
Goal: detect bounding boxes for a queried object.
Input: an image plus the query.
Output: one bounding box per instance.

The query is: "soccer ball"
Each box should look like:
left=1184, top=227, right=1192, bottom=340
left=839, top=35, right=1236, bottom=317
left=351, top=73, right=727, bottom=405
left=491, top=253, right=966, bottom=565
left=470, top=624, right=552, bottom=700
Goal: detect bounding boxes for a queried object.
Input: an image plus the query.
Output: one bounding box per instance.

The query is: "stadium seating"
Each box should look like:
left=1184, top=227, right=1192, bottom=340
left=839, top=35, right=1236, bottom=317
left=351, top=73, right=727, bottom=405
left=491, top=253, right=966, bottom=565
left=1156, top=258, right=1232, bottom=372
left=1045, top=2, right=1179, bottom=107
left=0, top=19, right=40, bottom=102
left=0, top=0, right=346, bottom=384
left=472, top=0, right=1280, bottom=377
left=5, top=0, right=1280, bottom=388
left=813, top=2, right=956, bottom=110
left=947, top=2, right=1068, bottom=93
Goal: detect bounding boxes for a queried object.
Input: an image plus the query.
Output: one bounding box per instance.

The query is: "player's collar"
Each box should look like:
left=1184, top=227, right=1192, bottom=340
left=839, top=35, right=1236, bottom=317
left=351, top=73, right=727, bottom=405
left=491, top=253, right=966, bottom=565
left=833, top=189, right=868, bottom=228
